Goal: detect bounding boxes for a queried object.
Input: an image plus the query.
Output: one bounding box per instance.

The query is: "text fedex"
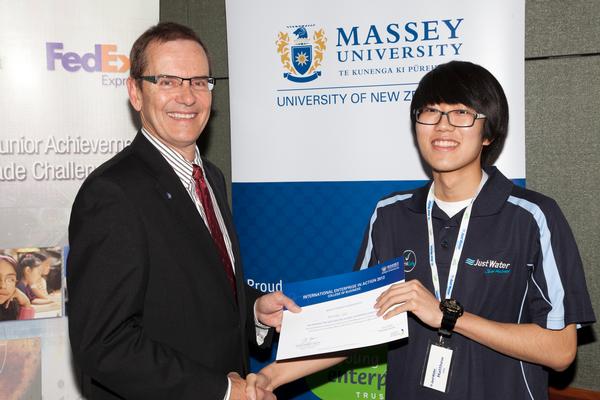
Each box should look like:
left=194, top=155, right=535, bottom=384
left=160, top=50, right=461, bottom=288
left=46, top=42, right=130, bottom=73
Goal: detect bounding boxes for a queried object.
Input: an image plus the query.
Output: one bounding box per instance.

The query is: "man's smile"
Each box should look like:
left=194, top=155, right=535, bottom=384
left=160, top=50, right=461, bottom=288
left=167, top=112, right=197, bottom=120
left=431, top=139, right=459, bottom=150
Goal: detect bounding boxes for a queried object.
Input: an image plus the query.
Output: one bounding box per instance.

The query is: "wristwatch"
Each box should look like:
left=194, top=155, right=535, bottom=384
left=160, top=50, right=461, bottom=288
left=439, top=298, right=464, bottom=337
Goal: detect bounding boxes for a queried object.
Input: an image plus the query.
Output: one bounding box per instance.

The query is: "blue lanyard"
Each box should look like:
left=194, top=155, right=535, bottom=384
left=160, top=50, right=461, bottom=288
left=425, top=175, right=485, bottom=300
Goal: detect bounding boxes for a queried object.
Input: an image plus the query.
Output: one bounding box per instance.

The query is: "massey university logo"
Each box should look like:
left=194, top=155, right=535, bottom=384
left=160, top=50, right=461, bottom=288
left=381, top=260, right=400, bottom=273
left=276, top=25, right=326, bottom=83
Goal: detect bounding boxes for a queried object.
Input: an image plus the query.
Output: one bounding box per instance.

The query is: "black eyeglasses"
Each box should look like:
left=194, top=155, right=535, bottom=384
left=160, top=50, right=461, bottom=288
left=415, top=107, right=486, bottom=128
left=137, top=75, right=215, bottom=92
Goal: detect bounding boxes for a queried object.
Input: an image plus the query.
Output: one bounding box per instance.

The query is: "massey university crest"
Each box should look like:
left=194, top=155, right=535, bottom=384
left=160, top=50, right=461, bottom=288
left=276, top=25, right=326, bottom=83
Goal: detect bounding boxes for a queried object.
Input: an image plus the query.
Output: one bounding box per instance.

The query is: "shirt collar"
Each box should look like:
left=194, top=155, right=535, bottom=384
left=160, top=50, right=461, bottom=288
left=408, top=166, right=513, bottom=217
left=141, top=128, right=202, bottom=186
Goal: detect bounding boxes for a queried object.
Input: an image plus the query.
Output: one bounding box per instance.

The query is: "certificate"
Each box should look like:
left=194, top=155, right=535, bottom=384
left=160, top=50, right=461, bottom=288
left=276, top=258, right=408, bottom=360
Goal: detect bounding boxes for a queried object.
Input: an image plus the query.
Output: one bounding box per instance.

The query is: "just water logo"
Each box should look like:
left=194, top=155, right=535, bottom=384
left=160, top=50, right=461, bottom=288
left=465, top=258, right=512, bottom=275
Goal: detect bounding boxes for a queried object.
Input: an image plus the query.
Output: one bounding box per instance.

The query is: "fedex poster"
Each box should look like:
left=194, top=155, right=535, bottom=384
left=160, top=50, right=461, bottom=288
left=0, top=1, right=158, bottom=398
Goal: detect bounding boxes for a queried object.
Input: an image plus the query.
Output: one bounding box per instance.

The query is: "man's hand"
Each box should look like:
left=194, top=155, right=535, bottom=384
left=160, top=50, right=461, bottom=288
left=255, top=291, right=301, bottom=332
left=374, top=279, right=442, bottom=328
left=244, top=372, right=274, bottom=400
left=228, top=372, right=275, bottom=400
left=228, top=372, right=245, bottom=400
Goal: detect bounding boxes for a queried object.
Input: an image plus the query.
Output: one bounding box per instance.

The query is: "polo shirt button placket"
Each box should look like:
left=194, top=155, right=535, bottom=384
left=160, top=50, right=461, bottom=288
left=439, top=225, right=452, bottom=250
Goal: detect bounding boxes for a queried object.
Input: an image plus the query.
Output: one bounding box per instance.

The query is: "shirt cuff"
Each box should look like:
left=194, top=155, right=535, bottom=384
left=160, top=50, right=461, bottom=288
left=254, top=300, right=271, bottom=346
left=223, top=376, right=231, bottom=400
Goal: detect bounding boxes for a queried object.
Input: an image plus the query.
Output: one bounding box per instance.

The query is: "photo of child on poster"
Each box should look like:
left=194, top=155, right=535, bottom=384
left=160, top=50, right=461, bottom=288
left=0, top=247, right=63, bottom=321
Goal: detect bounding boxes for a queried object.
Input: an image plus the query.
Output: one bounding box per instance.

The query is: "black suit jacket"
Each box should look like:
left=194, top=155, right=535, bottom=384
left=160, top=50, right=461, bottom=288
left=67, top=132, right=269, bottom=399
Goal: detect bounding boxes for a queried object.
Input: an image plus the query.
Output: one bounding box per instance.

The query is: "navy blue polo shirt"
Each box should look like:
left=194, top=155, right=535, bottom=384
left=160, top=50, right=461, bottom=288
left=354, top=166, right=595, bottom=400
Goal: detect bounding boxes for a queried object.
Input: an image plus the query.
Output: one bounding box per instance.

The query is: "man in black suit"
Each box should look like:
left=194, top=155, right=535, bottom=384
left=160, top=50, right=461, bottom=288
left=67, top=22, right=297, bottom=400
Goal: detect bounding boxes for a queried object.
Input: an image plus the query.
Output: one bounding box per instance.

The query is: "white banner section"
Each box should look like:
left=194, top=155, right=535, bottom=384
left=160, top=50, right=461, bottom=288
left=0, top=0, right=157, bottom=248
left=227, top=0, right=525, bottom=183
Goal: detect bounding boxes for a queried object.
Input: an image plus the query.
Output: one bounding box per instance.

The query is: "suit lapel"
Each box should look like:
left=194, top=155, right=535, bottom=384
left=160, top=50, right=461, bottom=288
left=129, top=133, right=206, bottom=237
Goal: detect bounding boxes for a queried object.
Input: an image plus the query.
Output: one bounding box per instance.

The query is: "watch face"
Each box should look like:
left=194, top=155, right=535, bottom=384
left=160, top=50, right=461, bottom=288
left=442, top=299, right=463, bottom=315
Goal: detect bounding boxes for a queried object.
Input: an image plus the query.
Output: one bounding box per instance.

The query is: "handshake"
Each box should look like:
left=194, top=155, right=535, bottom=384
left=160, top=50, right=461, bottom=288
left=227, top=371, right=274, bottom=400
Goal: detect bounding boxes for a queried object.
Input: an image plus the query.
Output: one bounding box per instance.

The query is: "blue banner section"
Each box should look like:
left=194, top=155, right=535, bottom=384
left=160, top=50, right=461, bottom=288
left=233, top=179, right=525, bottom=283
left=234, top=179, right=525, bottom=288
left=232, top=180, right=426, bottom=286
left=285, top=257, right=404, bottom=307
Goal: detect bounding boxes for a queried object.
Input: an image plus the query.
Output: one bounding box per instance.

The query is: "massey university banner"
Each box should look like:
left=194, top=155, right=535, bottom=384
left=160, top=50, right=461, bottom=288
left=0, top=1, right=157, bottom=398
left=226, top=1, right=524, bottom=399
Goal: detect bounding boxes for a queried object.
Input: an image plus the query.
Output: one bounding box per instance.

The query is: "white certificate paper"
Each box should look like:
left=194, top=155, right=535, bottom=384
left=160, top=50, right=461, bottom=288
left=276, top=258, right=408, bottom=360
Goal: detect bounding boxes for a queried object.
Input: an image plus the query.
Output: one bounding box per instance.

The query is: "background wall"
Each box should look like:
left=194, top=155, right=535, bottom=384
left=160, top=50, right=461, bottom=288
left=524, top=0, right=600, bottom=390
left=161, top=0, right=600, bottom=391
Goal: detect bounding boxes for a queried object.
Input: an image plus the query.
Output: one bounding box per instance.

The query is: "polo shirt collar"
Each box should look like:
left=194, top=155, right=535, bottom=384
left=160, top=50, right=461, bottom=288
left=472, top=166, right=513, bottom=216
left=406, top=166, right=513, bottom=217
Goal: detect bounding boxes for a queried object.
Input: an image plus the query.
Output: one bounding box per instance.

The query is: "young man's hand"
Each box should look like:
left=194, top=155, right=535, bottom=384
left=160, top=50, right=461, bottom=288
left=255, top=291, right=301, bottom=332
left=374, top=279, right=442, bottom=328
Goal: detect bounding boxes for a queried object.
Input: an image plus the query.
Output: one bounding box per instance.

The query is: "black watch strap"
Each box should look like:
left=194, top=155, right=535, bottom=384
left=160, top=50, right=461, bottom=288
left=439, top=313, right=458, bottom=337
left=439, top=298, right=463, bottom=337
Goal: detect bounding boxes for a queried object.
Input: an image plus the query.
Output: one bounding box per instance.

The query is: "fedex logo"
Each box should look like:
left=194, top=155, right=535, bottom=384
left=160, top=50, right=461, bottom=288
left=46, top=42, right=130, bottom=73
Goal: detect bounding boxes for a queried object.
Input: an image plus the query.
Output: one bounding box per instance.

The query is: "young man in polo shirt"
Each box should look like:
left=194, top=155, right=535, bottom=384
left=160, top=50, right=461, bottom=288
left=245, top=61, right=595, bottom=400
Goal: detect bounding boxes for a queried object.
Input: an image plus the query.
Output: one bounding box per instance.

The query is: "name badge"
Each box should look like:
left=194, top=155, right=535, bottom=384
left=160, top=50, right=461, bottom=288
left=421, top=339, right=454, bottom=393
